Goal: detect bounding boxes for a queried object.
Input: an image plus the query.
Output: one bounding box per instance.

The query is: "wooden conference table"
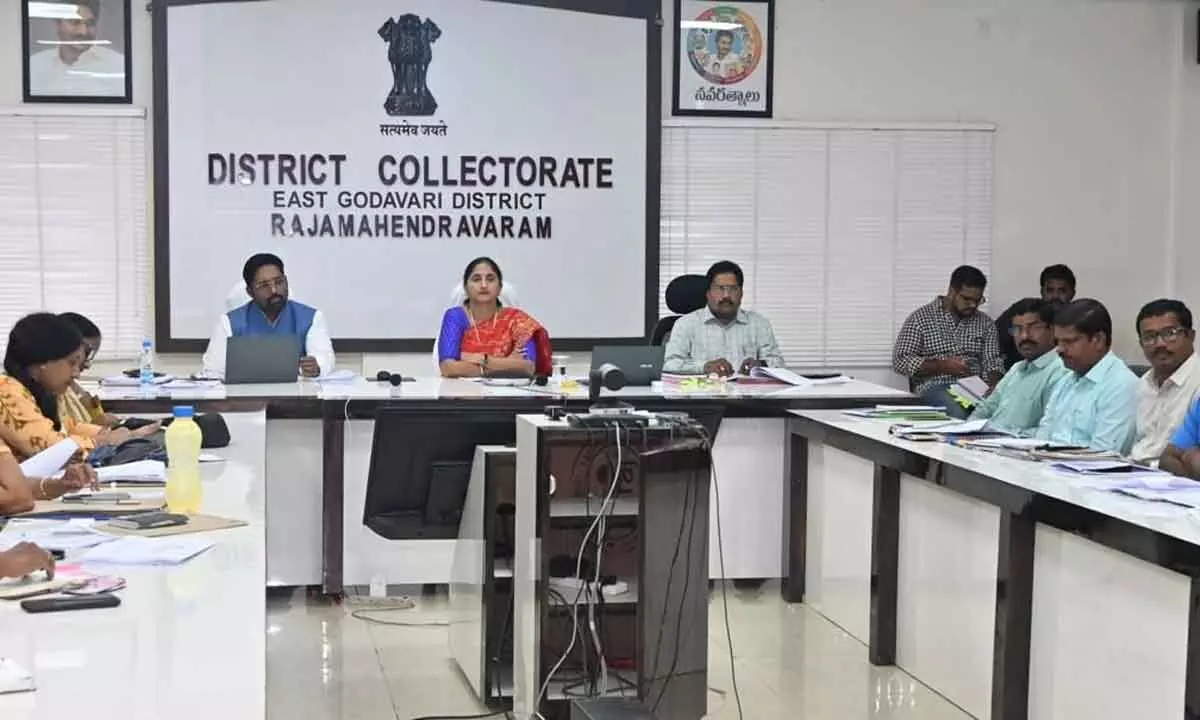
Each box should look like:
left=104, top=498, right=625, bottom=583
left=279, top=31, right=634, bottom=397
left=0, top=410, right=266, bottom=720
left=786, top=409, right=1200, bottom=720
left=100, top=376, right=914, bottom=595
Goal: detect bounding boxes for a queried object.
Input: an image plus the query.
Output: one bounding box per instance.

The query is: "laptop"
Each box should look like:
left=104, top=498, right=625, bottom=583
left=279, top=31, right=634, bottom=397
left=225, top=335, right=301, bottom=384
left=589, top=345, right=665, bottom=386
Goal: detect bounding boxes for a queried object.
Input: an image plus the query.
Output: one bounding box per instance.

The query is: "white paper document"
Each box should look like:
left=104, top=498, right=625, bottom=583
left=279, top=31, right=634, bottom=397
left=99, top=374, right=175, bottom=387
left=961, top=437, right=1049, bottom=450
left=93, top=460, right=167, bottom=485
left=0, top=519, right=116, bottom=553
left=19, top=439, right=79, bottom=478
left=0, top=658, right=35, bottom=694
left=891, top=419, right=994, bottom=438
left=747, top=367, right=852, bottom=386
left=81, top=536, right=214, bottom=566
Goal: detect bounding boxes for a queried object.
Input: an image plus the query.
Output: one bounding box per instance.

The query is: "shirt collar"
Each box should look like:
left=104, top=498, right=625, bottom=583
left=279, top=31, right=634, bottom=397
left=1153, top=353, right=1198, bottom=389
left=1022, top=349, right=1060, bottom=371
left=704, top=307, right=749, bottom=325
left=1080, top=351, right=1120, bottom=384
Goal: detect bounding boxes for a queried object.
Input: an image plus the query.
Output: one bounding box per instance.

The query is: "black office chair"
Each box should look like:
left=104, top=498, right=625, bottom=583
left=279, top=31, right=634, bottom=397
left=1128, top=363, right=1151, bottom=378
left=650, top=274, right=709, bottom=346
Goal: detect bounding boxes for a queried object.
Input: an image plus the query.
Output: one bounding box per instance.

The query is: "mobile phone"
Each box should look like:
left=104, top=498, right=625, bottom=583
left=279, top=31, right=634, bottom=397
left=20, top=594, right=121, bottom=613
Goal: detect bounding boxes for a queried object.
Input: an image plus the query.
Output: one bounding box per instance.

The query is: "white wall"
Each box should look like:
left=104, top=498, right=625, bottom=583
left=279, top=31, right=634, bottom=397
left=2, top=0, right=1196, bottom=371
left=666, top=0, right=1190, bottom=360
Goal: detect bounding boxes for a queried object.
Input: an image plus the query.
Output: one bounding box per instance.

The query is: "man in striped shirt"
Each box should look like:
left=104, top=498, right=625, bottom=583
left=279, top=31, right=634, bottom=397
left=892, top=265, right=1005, bottom=416
left=663, top=260, right=785, bottom=376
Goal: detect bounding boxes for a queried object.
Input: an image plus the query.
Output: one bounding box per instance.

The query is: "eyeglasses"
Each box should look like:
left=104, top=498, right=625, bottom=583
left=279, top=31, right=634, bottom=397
left=253, top=275, right=287, bottom=293
left=1139, top=327, right=1189, bottom=346
left=1008, top=322, right=1048, bottom=336
left=710, top=284, right=741, bottom=296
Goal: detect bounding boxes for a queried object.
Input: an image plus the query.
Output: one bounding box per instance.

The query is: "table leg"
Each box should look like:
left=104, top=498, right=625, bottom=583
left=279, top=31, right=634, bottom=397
left=991, top=509, right=1034, bottom=720
left=322, top=413, right=345, bottom=596
left=869, top=465, right=900, bottom=666
left=781, top=431, right=808, bottom=603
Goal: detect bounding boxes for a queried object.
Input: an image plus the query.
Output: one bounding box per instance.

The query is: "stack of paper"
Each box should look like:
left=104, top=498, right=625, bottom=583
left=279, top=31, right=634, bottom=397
left=0, top=519, right=116, bottom=553
left=81, top=536, right=214, bottom=566
left=94, top=460, right=167, bottom=486
left=889, top=419, right=1002, bottom=440
left=843, top=405, right=952, bottom=422
left=746, top=367, right=853, bottom=386
left=99, top=374, right=175, bottom=386
left=959, top=437, right=1050, bottom=451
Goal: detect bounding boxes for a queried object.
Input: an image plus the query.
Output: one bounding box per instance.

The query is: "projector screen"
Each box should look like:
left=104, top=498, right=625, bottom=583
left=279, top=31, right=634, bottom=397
left=154, top=0, right=656, bottom=350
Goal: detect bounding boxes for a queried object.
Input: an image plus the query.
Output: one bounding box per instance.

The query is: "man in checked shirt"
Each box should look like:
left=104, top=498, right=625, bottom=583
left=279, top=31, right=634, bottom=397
left=893, top=265, right=1005, bottom=417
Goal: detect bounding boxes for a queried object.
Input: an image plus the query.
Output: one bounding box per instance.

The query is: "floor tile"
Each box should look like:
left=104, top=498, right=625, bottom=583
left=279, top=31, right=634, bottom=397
left=264, top=586, right=976, bottom=720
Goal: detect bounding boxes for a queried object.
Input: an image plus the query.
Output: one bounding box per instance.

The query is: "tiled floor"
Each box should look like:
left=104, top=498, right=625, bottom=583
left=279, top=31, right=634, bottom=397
left=265, top=585, right=973, bottom=720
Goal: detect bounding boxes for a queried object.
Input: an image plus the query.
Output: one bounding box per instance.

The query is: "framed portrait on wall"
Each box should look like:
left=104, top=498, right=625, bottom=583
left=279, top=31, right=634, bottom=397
left=21, top=0, right=133, bottom=103
left=672, top=0, right=774, bottom=117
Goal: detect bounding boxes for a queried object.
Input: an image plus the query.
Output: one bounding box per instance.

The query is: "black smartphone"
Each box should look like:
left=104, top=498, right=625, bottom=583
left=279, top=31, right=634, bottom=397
left=21, top=594, right=121, bottom=613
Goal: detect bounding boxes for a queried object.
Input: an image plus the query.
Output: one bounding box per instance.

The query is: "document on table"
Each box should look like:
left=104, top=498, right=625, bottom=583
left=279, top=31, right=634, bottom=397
left=19, top=438, right=79, bottom=478
left=0, top=519, right=116, bottom=552
left=80, top=536, right=214, bottom=566
left=960, top=437, right=1049, bottom=451
left=92, top=460, right=167, bottom=485
left=744, top=367, right=852, bottom=386
left=0, top=658, right=35, bottom=694
left=99, top=374, right=175, bottom=386
left=890, top=419, right=996, bottom=439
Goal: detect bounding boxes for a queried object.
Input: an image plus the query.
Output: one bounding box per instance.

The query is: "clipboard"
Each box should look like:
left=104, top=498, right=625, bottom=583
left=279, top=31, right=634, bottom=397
left=98, top=514, right=247, bottom=537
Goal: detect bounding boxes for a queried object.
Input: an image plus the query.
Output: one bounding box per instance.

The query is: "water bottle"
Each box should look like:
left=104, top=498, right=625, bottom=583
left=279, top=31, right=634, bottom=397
left=138, top=338, right=154, bottom=395
left=165, top=406, right=203, bottom=514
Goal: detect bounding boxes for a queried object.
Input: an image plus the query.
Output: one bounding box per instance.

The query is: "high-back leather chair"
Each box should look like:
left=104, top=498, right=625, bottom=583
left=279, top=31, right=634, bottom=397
left=650, top=274, right=709, bottom=346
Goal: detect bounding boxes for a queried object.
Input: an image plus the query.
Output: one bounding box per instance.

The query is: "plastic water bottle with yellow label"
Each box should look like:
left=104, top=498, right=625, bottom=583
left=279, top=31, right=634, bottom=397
left=165, top=406, right=203, bottom=514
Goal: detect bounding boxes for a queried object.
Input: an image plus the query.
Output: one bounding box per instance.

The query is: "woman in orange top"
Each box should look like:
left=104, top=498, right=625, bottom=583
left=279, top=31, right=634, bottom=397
left=0, top=313, right=132, bottom=460
left=437, top=257, right=547, bottom=378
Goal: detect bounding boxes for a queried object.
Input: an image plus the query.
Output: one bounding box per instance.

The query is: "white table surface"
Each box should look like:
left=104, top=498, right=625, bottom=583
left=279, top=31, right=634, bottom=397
left=0, top=411, right=267, bottom=720
left=793, top=409, right=1200, bottom=548
left=92, top=375, right=911, bottom=403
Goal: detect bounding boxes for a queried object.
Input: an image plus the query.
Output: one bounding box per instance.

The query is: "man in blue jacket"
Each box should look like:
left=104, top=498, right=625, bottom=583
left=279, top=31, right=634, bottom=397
left=202, top=253, right=335, bottom=378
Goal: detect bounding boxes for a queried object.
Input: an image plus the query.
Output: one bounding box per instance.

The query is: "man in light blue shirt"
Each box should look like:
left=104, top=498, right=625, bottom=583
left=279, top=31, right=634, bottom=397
left=663, top=260, right=785, bottom=375
left=970, top=299, right=1068, bottom=435
left=1035, top=299, right=1139, bottom=454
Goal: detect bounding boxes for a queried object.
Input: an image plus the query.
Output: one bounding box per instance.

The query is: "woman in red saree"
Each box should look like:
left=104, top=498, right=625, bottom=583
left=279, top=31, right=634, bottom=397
left=438, top=257, right=549, bottom=378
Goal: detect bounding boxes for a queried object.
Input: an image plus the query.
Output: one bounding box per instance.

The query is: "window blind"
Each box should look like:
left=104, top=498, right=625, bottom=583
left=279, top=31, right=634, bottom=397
left=660, top=122, right=994, bottom=368
left=0, top=108, right=149, bottom=360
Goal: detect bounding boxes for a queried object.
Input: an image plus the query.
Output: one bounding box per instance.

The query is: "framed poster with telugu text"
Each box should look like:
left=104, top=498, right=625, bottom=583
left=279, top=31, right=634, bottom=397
left=672, top=0, right=773, bottom=117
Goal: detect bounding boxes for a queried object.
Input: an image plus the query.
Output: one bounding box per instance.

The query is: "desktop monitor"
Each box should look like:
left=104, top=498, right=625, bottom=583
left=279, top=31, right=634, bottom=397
left=362, top=407, right=517, bottom=540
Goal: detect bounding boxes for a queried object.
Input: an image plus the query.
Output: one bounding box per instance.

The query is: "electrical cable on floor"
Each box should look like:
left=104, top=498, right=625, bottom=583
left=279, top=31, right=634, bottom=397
left=349, top=607, right=449, bottom=627
left=697, top=424, right=745, bottom=720
left=536, top=423, right=624, bottom=711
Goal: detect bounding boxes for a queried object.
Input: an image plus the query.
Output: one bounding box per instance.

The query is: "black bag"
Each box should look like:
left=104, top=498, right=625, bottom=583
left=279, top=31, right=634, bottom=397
left=119, top=413, right=230, bottom=449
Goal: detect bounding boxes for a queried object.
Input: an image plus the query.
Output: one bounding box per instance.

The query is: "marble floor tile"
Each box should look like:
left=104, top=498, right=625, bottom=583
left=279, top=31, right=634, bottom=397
left=264, top=586, right=975, bottom=720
